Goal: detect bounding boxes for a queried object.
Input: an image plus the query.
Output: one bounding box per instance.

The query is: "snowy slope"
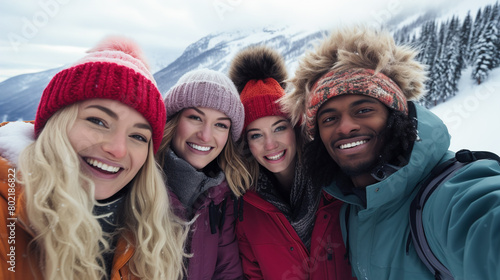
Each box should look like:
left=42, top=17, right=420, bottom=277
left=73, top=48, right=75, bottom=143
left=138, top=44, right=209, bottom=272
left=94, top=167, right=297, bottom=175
left=430, top=67, right=500, bottom=155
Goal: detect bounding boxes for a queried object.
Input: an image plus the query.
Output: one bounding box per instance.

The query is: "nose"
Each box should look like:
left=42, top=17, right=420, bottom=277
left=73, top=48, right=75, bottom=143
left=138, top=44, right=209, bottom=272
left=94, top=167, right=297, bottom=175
left=102, top=132, right=127, bottom=159
left=337, top=116, right=360, bottom=136
left=196, top=124, right=212, bottom=143
left=264, top=135, right=279, bottom=151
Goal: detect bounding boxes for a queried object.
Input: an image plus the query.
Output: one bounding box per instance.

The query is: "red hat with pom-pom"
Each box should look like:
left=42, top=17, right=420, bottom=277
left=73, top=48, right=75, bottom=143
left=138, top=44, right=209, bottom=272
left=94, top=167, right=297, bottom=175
left=34, top=36, right=165, bottom=153
left=228, top=45, right=289, bottom=133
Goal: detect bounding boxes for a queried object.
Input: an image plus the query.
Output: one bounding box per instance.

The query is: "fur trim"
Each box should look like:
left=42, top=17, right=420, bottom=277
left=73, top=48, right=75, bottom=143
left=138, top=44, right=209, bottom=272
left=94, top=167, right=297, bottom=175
left=0, top=122, right=35, bottom=166
left=228, top=45, right=288, bottom=93
left=281, top=26, right=427, bottom=127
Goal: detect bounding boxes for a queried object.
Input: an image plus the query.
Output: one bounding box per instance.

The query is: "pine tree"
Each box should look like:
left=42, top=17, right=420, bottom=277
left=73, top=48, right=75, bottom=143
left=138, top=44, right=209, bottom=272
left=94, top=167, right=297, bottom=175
left=461, top=11, right=473, bottom=67
left=428, top=23, right=446, bottom=105
left=470, top=8, right=484, bottom=64
left=417, top=21, right=440, bottom=108
left=472, top=20, right=498, bottom=84
left=489, top=2, right=500, bottom=68
left=442, top=17, right=462, bottom=100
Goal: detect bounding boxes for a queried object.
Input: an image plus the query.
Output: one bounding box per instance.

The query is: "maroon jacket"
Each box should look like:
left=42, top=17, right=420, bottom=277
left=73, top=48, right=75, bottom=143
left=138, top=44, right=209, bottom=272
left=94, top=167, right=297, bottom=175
left=236, top=190, right=355, bottom=280
left=169, top=181, right=243, bottom=280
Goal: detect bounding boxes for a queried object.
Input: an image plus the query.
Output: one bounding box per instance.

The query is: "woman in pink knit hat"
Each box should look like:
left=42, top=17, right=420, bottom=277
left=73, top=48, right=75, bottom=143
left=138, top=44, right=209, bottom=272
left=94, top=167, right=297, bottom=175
left=157, top=68, right=251, bottom=279
left=0, top=36, right=187, bottom=280
left=228, top=46, right=355, bottom=280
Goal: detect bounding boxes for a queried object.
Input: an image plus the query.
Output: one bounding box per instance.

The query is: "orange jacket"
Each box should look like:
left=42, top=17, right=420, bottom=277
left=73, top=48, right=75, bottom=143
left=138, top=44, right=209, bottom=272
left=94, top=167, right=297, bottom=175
left=0, top=155, right=138, bottom=279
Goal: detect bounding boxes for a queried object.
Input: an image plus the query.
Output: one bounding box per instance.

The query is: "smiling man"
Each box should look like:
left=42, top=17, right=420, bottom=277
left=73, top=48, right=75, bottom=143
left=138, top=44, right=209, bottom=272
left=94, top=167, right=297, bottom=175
left=280, top=26, right=500, bottom=280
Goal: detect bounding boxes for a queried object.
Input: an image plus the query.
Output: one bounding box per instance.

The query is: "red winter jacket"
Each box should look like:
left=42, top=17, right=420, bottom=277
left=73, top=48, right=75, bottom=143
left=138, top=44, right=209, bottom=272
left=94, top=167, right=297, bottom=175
left=236, top=190, right=355, bottom=280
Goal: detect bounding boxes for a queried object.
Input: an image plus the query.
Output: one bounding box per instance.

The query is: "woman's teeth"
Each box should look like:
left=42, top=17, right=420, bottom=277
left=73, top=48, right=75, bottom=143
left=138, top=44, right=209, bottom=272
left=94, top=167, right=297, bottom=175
left=189, top=143, right=211, bottom=151
left=266, top=151, right=285, bottom=161
left=86, top=158, right=120, bottom=173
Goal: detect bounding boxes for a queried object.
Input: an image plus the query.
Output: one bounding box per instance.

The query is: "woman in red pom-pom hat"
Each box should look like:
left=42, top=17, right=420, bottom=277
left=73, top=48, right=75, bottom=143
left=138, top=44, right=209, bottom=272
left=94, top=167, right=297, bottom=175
left=0, top=36, right=187, bottom=280
left=228, top=46, right=355, bottom=280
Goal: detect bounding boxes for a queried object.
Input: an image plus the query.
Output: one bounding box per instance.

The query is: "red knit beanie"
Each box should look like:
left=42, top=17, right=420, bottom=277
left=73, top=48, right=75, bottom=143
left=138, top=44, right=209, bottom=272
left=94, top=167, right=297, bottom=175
left=228, top=46, right=289, bottom=133
left=239, top=78, right=287, bottom=131
left=34, top=36, right=166, bottom=153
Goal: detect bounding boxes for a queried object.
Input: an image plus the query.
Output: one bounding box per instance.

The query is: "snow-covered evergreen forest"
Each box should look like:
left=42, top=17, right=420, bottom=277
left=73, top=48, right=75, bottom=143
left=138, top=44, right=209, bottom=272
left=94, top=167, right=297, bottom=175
left=394, top=2, right=500, bottom=108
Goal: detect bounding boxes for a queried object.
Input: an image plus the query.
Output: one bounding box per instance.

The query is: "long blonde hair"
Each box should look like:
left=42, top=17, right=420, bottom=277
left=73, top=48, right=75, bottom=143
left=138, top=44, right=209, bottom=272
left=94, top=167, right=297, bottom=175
left=18, top=103, right=188, bottom=280
left=157, top=111, right=251, bottom=197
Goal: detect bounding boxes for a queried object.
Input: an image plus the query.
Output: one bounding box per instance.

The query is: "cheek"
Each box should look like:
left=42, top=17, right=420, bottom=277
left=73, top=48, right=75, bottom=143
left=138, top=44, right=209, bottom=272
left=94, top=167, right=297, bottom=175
left=132, top=148, right=149, bottom=172
left=318, top=127, right=331, bottom=146
left=67, top=124, right=88, bottom=151
left=248, top=141, right=261, bottom=156
left=215, top=131, right=229, bottom=148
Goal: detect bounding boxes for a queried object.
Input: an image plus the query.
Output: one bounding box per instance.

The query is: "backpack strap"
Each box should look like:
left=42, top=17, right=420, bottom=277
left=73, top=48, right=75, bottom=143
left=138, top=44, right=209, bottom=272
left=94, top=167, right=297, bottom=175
left=409, top=149, right=500, bottom=280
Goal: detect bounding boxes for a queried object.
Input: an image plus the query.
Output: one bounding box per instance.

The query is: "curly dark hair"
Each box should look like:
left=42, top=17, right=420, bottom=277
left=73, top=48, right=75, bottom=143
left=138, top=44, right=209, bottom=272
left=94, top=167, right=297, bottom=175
left=304, top=104, right=418, bottom=188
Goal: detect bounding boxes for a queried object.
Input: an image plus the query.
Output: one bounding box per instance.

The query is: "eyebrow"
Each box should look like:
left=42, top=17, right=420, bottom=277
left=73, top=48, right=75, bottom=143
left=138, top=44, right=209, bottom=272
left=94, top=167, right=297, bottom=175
left=86, top=105, right=118, bottom=119
left=190, top=107, right=232, bottom=122
left=86, top=104, right=152, bottom=132
left=272, top=119, right=288, bottom=126
left=246, top=119, right=288, bottom=133
left=317, top=97, right=379, bottom=117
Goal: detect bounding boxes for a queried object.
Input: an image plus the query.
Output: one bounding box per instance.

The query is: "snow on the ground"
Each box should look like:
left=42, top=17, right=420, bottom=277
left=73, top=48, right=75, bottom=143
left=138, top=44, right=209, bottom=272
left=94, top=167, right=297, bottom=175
left=430, top=67, right=500, bottom=156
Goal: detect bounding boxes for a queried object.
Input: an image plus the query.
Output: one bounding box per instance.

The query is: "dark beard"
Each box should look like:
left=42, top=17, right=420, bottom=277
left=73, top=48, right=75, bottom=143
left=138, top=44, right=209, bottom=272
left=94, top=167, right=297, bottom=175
left=339, top=156, right=381, bottom=177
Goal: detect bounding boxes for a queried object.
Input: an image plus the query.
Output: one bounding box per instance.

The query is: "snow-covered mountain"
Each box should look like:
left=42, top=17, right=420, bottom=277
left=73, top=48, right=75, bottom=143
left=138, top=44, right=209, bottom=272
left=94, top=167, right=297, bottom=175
left=0, top=6, right=498, bottom=156
left=0, top=67, right=63, bottom=122
left=153, top=27, right=325, bottom=94
left=0, top=26, right=326, bottom=122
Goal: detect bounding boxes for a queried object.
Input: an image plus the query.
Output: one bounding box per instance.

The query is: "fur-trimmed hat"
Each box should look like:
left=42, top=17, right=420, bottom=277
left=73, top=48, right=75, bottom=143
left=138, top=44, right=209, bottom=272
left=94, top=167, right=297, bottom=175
left=280, top=26, right=427, bottom=137
left=35, top=36, right=166, bottom=153
left=228, top=45, right=288, bottom=133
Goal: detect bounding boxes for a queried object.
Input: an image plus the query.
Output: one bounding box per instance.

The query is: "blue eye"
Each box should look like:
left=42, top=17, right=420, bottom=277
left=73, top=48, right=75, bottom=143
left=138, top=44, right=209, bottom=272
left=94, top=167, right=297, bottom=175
left=131, top=134, right=148, bottom=143
left=248, top=133, right=262, bottom=140
left=275, top=126, right=287, bottom=132
left=216, top=123, right=229, bottom=129
left=188, top=115, right=202, bottom=121
left=87, top=117, right=106, bottom=127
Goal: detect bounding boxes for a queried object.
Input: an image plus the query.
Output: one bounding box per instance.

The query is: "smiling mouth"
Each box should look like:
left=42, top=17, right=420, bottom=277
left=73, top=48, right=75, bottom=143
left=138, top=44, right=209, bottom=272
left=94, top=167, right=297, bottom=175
left=265, top=150, right=285, bottom=161
left=188, top=143, right=212, bottom=152
left=85, top=158, right=120, bottom=173
left=339, top=140, right=367, bottom=150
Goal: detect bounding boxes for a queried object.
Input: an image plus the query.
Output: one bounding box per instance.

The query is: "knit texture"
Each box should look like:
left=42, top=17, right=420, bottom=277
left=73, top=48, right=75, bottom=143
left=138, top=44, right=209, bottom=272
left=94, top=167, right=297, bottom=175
left=307, top=68, right=407, bottom=136
left=164, top=69, right=244, bottom=141
left=34, top=37, right=165, bottom=153
left=163, top=149, right=225, bottom=217
left=239, top=77, right=288, bottom=132
left=256, top=160, right=320, bottom=249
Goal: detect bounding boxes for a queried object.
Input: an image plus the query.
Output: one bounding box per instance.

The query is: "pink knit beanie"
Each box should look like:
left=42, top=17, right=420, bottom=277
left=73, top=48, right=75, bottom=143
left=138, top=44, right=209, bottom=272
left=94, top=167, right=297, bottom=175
left=164, top=68, right=244, bottom=141
left=34, top=36, right=166, bottom=153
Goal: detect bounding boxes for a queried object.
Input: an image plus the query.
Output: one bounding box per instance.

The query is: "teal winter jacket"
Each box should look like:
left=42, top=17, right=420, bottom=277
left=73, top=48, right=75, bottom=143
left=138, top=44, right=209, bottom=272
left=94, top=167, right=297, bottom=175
left=324, top=103, right=500, bottom=280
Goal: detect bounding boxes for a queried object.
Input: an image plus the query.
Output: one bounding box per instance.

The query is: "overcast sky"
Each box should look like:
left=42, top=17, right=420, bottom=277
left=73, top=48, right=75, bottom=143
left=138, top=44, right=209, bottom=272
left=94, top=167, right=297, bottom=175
left=0, top=0, right=492, bottom=82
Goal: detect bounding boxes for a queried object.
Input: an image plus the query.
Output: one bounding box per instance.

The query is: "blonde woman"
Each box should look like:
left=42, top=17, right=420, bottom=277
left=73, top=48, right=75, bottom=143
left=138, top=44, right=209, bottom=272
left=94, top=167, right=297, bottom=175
left=156, top=68, right=251, bottom=279
left=0, top=37, right=187, bottom=280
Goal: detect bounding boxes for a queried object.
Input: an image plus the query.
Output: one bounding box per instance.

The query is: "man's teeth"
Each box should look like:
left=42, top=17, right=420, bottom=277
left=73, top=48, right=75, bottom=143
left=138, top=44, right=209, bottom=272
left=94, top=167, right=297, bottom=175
left=86, top=158, right=120, bottom=173
left=266, top=151, right=285, bottom=161
left=189, top=143, right=211, bottom=152
left=339, top=140, right=367, bottom=150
